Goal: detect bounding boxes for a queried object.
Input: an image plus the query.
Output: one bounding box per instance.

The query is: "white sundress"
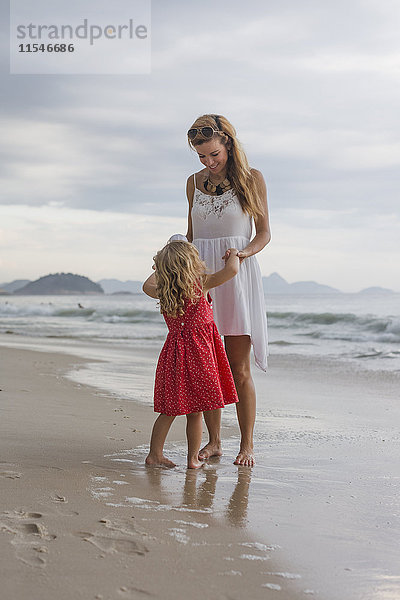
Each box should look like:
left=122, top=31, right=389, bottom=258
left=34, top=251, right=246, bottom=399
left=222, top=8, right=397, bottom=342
left=191, top=173, right=268, bottom=371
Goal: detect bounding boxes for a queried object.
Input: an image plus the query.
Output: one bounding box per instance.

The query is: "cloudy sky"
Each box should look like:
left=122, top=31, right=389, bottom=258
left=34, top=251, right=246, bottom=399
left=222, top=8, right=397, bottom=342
left=1, top=0, right=399, bottom=292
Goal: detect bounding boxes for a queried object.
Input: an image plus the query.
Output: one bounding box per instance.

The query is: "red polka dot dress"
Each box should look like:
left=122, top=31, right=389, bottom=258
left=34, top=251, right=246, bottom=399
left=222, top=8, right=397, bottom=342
left=154, top=293, right=238, bottom=416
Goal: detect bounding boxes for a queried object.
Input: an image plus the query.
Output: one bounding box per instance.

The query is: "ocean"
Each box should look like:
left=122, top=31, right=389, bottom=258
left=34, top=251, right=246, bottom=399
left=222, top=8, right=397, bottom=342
left=1, top=292, right=399, bottom=371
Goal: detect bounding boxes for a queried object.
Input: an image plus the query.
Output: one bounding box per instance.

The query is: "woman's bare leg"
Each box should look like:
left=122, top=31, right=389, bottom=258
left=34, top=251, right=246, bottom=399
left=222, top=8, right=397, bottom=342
left=224, top=335, right=256, bottom=467
left=198, top=408, right=223, bottom=460
left=186, top=412, right=204, bottom=469
left=145, top=414, right=176, bottom=467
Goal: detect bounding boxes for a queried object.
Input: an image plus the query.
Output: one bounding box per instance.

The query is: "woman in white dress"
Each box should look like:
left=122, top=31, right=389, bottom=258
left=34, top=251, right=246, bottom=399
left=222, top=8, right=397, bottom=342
left=186, top=114, right=271, bottom=467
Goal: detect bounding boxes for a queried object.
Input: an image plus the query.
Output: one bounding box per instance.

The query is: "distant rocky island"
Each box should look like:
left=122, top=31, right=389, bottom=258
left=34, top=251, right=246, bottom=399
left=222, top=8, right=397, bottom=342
left=357, top=286, right=395, bottom=295
left=262, top=272, right=341, bottom=294
left=12, top=273, right=104, bottom=295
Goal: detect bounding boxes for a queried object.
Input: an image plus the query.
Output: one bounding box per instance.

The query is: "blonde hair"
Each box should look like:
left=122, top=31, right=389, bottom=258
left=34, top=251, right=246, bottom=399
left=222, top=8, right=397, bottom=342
left=188, top=114, right=264, bottom=219
left=154, top=241, right=207, bottom=317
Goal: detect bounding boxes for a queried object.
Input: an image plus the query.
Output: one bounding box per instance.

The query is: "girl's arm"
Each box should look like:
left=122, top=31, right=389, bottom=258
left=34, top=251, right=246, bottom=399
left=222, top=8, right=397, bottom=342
left=185, top=175, right=194, bottom=243
left=142, top=272, right=158, bottom=299
left=237, top=169, right=271, bottom=260
left=204, top=249, right=240, bottom=291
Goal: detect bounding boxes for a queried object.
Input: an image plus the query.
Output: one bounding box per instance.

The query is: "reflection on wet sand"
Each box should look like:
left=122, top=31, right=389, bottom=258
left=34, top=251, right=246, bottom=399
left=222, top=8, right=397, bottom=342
left=85, top=455, right=294, bottom=600
left=89, top=449, right=313, bottom=597
left=182, top=467, right=218, bottom=510
left=142, top=459, right=252, bottom=529
left=226, top=468, right=252, bottom=528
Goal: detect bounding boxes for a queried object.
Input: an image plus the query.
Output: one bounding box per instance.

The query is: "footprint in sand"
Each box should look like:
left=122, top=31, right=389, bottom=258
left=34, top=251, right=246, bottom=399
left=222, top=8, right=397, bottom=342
left=0, top=462, right=23, bottom=479
left=99, top=517, right=150, bottom=540
left=51, top=493, right=67, bottom=503
left=0, top=510, right=56, bottom=567
left=118, top=585, right=154, bottom=597
left=75, top=517, right=148, bottom=557
left=0, top=470, right=22, bottom=479
left=76, top=531, right=148, bottom=556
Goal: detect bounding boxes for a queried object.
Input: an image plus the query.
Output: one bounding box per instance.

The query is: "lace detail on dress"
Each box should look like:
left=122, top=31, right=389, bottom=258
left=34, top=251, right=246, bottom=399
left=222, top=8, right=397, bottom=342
left=193, top=189, right=237, bottom=220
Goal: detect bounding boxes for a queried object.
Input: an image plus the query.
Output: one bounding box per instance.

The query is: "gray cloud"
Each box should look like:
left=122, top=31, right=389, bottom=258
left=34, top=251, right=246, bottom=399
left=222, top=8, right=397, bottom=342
left=1, top=0, right=399, bottom=222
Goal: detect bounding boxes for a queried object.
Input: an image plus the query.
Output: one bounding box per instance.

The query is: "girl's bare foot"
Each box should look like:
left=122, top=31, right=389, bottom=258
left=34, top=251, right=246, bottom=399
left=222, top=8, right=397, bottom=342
left=145, top=453, right=176, bottom=468
left=198, top=442, right=223, bottom=460
left=187, top=458, right=204, bottom=469
left=234, top=448, right=255, bottom=467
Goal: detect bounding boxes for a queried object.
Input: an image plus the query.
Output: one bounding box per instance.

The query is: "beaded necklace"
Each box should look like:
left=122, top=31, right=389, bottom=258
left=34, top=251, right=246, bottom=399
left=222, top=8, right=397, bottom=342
left=204, top=176, right=231, bottom=196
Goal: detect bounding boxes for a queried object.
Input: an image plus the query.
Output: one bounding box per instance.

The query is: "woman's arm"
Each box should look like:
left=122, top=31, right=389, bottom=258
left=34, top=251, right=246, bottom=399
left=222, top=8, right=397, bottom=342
left=185, top=175, right=194, bottom=243
left=204, top=249, right=240, bottom=291
left=237, top=169, right=271, bottom=260
left=142, top=272, right=158, bottom=299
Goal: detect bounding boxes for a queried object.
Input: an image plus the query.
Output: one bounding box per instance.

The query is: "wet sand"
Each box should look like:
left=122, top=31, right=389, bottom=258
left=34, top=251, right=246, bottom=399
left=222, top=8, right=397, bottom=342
left=0, top=345, right=303, bottom=600
left=1, top=342, right=399, bottom=599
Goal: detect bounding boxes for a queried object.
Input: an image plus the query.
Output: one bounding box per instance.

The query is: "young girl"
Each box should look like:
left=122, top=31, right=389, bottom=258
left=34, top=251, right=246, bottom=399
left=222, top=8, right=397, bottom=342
left=142, top=239, right=240, bottom=469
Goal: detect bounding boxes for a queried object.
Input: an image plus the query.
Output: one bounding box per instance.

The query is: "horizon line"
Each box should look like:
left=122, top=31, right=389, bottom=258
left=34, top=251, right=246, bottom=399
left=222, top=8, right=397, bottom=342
left=1, top=272, right=398, bottom=295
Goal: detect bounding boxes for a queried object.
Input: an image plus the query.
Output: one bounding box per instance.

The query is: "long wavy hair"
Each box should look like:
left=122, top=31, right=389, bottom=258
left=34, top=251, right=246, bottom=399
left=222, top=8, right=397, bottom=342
left=154, top=241, right=207, bottom=317
left=188, top=114, right=264, bottom=219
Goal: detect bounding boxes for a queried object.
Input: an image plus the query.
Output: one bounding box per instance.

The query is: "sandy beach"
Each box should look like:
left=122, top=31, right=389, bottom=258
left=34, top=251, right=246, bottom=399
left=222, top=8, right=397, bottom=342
left=1, top=340, right=399, bottom=600
left=0, top=344, right=304, bottom=600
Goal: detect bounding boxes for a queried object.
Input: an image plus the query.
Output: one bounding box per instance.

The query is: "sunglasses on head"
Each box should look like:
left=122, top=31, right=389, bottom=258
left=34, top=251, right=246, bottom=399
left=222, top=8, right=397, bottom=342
left=187, top=126, right=220, bottom=140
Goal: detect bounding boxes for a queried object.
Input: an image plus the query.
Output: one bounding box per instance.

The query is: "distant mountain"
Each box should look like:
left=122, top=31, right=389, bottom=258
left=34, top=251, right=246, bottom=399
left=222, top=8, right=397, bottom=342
left=263, top=272, right=341, bottom=295
left=14, top=273, right=104, bottom=295
left=0, top=279, right=31, bottom=293
left=358, top=286, right=395, bottom=295
left=289, top=281, right=341, bottom=294
left=98, top=278, right=142, bottom=294
left=4, top=273, right=395, bottom=296
left=262, top=273, right=290, bottom=294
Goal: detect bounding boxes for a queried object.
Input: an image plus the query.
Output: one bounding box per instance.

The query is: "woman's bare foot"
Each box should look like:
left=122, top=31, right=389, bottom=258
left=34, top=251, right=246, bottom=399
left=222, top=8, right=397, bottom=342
left=187, top=458, right=204, bottom=469
left=145, top=453, right=176, bottom=468
left=198, top=442, right=223, bottom=460
left=233, top=448, right=255, bottom=467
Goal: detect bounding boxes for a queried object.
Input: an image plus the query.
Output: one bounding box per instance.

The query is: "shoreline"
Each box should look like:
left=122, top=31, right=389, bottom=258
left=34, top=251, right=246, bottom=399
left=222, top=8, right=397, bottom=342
left=0, top=344, right=303, bottom=600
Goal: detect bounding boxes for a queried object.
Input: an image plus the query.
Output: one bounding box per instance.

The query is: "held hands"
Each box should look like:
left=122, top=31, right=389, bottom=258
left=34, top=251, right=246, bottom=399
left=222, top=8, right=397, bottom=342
left=222, top=248, right=248, bottom=264
left=222, top=248, right=241, bottom=274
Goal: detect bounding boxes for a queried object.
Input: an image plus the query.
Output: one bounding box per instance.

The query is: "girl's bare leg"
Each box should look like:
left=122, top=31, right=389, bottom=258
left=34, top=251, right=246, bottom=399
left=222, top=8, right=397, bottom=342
left=224, top=335, right=256, bottom=467
left=198, top=408, right=222, bottom=460
left=186, top=412, right=204, bottom=469
left=145, top=414, right=176, bottom=467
